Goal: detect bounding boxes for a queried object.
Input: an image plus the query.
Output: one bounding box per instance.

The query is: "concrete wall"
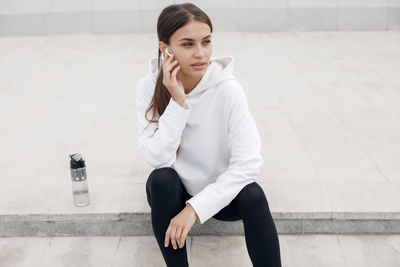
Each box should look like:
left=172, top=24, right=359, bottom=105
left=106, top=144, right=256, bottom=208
left=0, top=0, right=399, bottom=36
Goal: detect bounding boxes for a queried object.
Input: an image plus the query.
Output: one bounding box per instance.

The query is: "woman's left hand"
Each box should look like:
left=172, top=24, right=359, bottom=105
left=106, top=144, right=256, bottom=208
left=164, top=203, right=198, bottom=250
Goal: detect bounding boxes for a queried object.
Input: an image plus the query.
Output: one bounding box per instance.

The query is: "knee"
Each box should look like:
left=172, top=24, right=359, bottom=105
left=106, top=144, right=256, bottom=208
left=147, top=167, right=180, bottom=193
left=237, top=182, right=270, bottom=212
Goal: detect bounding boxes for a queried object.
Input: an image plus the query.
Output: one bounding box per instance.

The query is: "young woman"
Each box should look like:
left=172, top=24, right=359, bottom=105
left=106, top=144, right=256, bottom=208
left=136, top=3, right=282, bottom=267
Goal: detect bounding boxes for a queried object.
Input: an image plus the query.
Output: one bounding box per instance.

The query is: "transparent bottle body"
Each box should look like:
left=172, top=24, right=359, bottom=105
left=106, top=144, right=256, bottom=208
left=70, top=167, right=90, bottom=207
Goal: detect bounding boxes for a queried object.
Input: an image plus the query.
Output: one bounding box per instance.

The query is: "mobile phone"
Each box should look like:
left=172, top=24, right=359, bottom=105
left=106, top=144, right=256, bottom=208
left=165, top=48, right=172, bottom=57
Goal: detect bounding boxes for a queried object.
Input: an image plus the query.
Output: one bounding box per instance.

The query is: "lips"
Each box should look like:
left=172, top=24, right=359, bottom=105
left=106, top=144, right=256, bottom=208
left=191, top=62, right=206, bottom=66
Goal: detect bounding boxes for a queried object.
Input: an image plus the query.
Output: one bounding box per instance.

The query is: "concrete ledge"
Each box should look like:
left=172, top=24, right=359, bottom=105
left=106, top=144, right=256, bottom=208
left=1, top=7, right=400, bottom=36
left=1, top=212, right=400, bottom=237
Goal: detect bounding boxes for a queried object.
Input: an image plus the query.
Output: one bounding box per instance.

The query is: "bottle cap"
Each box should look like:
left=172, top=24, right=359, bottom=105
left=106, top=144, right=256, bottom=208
left=69, top=153, right=86, bottom=169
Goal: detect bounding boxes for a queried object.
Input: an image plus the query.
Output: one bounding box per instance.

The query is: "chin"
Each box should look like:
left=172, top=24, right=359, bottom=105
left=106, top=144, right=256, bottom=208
left=186, top=69, right=204, bottom=76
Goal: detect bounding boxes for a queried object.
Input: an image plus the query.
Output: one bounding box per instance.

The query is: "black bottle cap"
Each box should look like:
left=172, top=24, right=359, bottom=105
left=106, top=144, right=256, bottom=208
left=69, top=153, right=86, bottom=169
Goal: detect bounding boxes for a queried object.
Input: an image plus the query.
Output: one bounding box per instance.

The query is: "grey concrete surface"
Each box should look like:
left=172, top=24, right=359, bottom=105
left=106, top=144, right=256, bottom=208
left=0, top=31, right=400, bottom=236
left=1, top=0, right=400, bottom=35
left=0, top=234, right=399, bottom=266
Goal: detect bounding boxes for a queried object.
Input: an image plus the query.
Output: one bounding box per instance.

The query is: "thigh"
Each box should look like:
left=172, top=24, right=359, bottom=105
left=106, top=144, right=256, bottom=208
left=212, top=182, right=261, bottom=222
left=145, top=167, right=192, bottom=207
left=212, top=202, right=242, bottom=221
left=235, top=181, right=273, bottom=223
left=212, top=192, right=243, bottom=222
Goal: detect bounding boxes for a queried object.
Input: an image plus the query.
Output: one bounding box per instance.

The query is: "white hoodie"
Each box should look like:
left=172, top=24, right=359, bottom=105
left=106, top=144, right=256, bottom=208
left=135, top=55, right=263, bottom=224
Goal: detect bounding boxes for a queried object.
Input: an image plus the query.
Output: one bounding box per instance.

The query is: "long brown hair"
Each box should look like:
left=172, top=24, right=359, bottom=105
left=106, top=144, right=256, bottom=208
left=144, top=3, right=213, bottom=156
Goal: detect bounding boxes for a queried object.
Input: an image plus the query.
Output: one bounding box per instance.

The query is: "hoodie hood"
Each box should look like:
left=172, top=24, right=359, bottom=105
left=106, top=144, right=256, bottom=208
left=148, top=55, right=236, bottom=97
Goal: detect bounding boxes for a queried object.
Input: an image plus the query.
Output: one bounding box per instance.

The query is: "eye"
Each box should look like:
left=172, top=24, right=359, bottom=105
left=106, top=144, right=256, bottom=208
left=182, top=40, right=211, bottom=47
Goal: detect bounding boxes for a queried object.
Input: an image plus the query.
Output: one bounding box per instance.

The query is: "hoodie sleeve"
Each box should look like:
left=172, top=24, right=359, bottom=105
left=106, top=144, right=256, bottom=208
left=136, top=78, right=192, bottom=169
left=185, top=81, right=263, bottom=224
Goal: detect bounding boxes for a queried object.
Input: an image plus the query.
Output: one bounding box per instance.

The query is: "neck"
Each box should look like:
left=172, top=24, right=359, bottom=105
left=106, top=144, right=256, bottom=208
left=178, top=72, right=202, bottom=95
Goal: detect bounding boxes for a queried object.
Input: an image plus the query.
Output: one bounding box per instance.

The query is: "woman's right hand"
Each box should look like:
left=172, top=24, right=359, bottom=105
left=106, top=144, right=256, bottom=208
left=162, top=51, right=186, bottom=103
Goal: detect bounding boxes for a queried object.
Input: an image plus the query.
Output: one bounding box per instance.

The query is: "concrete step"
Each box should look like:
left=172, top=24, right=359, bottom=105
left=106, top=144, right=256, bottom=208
left=0, top=234, right=399, bottom=266
left=1, top=211, right=400, bottom=237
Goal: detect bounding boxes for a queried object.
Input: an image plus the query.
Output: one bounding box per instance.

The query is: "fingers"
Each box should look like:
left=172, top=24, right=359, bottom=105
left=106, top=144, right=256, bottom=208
left=165, top=223, right=186, bottom=250
left=179, top=228, right=188, bottom=248
left=163, top=52, right=180, bottom=75
left=171, top=64, right=180, bottom=80
left=167, top=60, right=178, bottom=73
left=168, top=61, right=178, bottom=74
left=162, top=52, right=174, bottom=72
left=175, top=227, right=183, bottom=249
left=170, top=227, right=178, bottom=249
left=165, top=224, right=178, bottom=250
left=164, top=225, right=171, bottom=248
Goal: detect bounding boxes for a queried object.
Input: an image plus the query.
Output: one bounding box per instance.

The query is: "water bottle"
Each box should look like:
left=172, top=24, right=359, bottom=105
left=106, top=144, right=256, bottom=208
left=69, top=153, right=90, bottom=207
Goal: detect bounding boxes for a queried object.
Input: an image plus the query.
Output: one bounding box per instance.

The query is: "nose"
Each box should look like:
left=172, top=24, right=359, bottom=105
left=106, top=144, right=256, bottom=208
left=194, top=44, right=205, bottom=58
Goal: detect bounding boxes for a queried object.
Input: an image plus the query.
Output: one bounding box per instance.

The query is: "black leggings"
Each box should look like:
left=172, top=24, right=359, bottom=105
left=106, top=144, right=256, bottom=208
left=146, top=167, right=282, bottom=267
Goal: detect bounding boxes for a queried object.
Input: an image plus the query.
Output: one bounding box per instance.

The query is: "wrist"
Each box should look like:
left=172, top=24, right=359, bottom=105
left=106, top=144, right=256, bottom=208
left=173, top=96, right=186, bottom=106
left=186, top=203, right=198, bottom=219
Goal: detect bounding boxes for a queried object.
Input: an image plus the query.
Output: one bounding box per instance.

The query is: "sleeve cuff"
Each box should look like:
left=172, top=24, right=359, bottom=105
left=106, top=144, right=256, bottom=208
left=158, top=97, right=192, bottom=133
left=169, top=97, right=191, bottom=111
left=185, top=199, right=203, bottom=224
left=185, top=179, right=256, bottom=225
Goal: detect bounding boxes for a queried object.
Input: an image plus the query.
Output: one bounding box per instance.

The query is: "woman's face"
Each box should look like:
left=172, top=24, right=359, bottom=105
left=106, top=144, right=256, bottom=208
left=159, top=20, right=212, bottom=78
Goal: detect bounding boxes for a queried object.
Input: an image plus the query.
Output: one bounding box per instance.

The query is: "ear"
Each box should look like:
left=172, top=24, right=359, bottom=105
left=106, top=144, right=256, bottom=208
left=159, top=41, right=167, bottom=56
